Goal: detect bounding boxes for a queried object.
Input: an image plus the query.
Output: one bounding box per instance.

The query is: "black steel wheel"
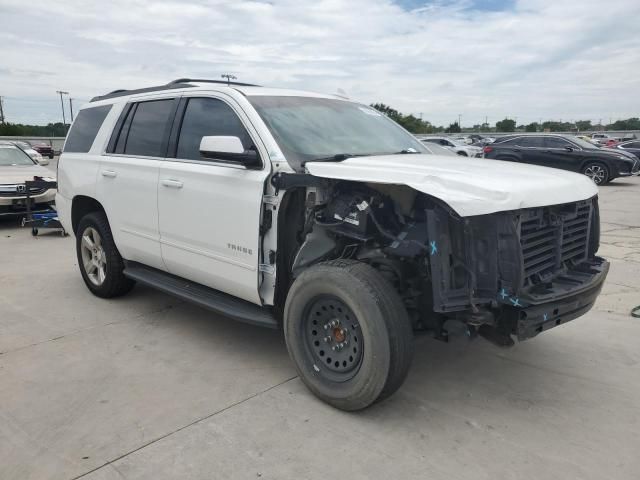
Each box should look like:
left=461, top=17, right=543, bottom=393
left=303, top=296, right=364, bottom=383
left=284, top=260, right=413, bottom=411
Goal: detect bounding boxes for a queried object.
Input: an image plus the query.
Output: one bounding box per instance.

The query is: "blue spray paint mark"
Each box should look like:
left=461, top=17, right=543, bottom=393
left=509, top=297, right=522, bottom=307
left=430, top=240, right=437, bottom=256
left=499, top=288, right=508, bottom=300
left=543, top=313, right=548, bottom=321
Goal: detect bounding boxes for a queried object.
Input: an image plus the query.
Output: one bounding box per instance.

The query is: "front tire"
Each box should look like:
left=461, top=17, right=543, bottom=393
left=76, top=211, right=134, bottom=298
left=284, top=260, right=413, bottom=411
left=583, top=162, right=609, bottom=185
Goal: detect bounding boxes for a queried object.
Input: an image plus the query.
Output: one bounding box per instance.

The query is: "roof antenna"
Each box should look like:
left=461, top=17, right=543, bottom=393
left=221, top=74, right=237, bottom=86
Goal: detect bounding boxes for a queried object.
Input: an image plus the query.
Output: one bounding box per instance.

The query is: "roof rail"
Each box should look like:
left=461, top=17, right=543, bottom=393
left=90, top=78, right=259, bottom=102
left=167, top=78, right=260, bottom=87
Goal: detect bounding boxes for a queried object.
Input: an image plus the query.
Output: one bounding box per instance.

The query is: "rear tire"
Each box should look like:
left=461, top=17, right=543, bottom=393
left=284, top=260, right=413, bottom=411
left=76, top=211, right=134, bottom=298
left=583, top=162, right=609, bottom=185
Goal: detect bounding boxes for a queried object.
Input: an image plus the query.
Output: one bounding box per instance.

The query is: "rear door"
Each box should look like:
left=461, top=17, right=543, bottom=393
left=514, top=136, right=546, bottom=165
left=157, top=94, right=270, bottom=304
left=96, top=97, right=178, bottom=271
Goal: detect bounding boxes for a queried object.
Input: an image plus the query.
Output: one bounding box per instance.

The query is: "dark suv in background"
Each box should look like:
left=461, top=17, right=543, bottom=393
left=483, top=134, right=639, bottom=185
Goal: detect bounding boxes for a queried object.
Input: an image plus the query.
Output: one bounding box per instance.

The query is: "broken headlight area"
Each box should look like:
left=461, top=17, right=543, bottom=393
left=300, top=183, right=608, bottom=347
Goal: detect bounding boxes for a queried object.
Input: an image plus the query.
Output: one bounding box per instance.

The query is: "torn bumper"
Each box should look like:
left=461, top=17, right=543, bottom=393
left=505, top=257, right=609, bottom=341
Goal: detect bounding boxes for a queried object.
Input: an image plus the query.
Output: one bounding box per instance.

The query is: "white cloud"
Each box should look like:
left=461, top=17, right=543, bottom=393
left=0, top=0, right=638, bottom=126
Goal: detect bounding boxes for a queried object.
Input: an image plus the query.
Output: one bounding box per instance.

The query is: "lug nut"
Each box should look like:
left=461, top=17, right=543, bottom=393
left=324, top=336, right=331, bottom=343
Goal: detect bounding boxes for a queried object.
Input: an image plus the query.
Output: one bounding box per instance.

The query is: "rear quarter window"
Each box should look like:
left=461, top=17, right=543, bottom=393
left=63, top=105, right=112, bottom=153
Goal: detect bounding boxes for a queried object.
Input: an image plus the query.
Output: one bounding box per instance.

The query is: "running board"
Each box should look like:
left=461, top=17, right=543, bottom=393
left=123, top=263, right=279, bottom=329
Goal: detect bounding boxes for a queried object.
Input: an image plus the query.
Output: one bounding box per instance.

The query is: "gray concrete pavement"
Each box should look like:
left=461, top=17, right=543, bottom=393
left=1, top=176, right=639, bottom=480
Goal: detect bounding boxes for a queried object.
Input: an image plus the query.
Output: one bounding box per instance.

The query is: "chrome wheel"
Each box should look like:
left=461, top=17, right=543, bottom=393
left=80, top=227, right=107, bottom=286
left=584, top=164, right=607, bottom=185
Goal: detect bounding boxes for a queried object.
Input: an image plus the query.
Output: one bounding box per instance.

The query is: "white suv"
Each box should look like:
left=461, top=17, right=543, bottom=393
left=57, top=78, right=609, bottom=410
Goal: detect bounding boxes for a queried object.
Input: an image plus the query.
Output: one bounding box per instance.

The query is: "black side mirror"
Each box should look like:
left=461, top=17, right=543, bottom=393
left=200, top=148, right=262, bottom=168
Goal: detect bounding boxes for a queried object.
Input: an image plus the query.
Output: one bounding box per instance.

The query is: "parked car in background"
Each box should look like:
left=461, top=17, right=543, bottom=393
left=11, top=141, right=49, bottom=166
left=420, top=141, right=457, bottom=156
left=0, top=141, right=56, bottom=217
left=32, top=142, right=55, bottom=159
left=483, top=134, right=639, bottom=185
left=616, top=140, right=640, bottom=159
left=421, top=137, right=483, bottom=157
left=603, top=139, right=620, bottom=148
left=589, top=133, right=611, bottom=145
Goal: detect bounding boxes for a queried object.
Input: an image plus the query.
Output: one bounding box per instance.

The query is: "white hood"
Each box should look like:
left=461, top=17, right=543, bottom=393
left=305, top=154, right=598, bottom=217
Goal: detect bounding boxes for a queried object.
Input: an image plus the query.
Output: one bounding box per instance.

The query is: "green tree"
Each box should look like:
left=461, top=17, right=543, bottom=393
left=445, top=122, right=461, bottom=133
left=495, top=118, right=516, bottom=132
left=608, top=118, right=640, bottom=130
left=575, top=120, right=592, bottom=131
left=370, top=103, right=437, bottom=134
left=525, top=122, right=539, bottom=132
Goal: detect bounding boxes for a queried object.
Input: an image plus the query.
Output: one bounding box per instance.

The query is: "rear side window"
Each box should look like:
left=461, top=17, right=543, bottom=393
left=517, top=137, right=545, bottom=147
left=176, top=98, right=253, bottom=161
left=63, top=105, right=112, bottom=153
left=622, top=141, right=640, bottom=149
left=122, top=99, right=174, bottom=157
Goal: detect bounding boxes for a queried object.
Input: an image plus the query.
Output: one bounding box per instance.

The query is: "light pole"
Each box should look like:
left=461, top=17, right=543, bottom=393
left=56, top=90, right=69, bottom=125
left=69, top=98, right=74, bottom=122
left=458, top=113, right=461, bottom=129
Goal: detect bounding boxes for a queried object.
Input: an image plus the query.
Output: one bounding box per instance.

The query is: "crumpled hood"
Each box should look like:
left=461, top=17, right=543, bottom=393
left=0, top=164, right=53, bottom=184
left=305, top=154, right=598, bottom=217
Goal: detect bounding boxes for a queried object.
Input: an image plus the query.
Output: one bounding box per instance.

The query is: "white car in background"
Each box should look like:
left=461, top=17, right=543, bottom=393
left=0, top=142, right=56, bottom=217
left=12, top=141, right=49, bottom=166
left=421, top=136, right=483, bottom=157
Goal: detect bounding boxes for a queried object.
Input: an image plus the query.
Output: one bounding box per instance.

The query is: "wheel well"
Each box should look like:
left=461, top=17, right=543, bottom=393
left=71, top=196, right=105, bottom=235
left=457, top=151, right=468, bottom=156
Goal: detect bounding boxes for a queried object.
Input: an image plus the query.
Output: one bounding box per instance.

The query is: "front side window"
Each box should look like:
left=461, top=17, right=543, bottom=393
left=248, top=96, right=427, bottom=171
left=0, top=145, right=35, bottom=166
left=545, top=137, right=573, bottom=149
left=622, top=141, right=640, bottom=149
left=123, top=100, right=174, bottom=157
left=64, top=105, right=112, bottom=153
left=176, top=98, right=253, bottom=161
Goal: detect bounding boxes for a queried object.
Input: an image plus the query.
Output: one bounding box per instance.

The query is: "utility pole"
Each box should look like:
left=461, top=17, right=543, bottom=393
left=458, top=113, right=462, bottom=128
left=0, top=96, right=5, bottom=124
left=69, top=98, right=74, bottom=122
left=221, top=74, right=237, bottom=85
left=56, top=90, right=69, bottom=125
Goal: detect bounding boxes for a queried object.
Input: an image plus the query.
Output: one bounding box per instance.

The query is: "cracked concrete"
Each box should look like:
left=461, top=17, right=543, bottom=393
left=1, top=174, right=639, bottom=480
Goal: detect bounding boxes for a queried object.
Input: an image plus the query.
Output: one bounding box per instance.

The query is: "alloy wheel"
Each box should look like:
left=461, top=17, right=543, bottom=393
left=80, top=227, right=107, bottom=286
left=584, top=164, right=606, bottom=185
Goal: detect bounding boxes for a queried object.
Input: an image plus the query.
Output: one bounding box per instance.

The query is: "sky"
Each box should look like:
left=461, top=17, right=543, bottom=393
left=0, top=0, right=638, bottom=127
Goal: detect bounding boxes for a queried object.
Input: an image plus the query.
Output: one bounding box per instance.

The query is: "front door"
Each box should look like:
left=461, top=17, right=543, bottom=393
left=158, top=96, right=270, bottom=304
left=541, top=137, right=583, bottom=173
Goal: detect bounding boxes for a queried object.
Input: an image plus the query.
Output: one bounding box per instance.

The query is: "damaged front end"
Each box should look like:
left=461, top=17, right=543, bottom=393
left=283, top=177, right=609, bottom=347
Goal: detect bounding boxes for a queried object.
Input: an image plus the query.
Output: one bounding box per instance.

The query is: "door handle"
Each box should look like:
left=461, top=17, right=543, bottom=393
left=513, top=148, right=521, bottom=152
left=161, top=179, right=184, bottom=189
left=101, top=170, right=117, bottom=178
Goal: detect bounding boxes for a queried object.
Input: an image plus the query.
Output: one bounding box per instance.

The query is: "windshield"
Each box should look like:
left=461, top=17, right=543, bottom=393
left=248, top=96, right=427, bottom=170
left=571, top=137, right=599, bottom=149
left=0, top=146, right=35, bottom=166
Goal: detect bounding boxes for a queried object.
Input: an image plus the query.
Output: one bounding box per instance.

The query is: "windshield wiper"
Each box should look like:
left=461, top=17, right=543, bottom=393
left=396, top=148, right=419, bottom=154
left=303, top=153, right=371, bottom=165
